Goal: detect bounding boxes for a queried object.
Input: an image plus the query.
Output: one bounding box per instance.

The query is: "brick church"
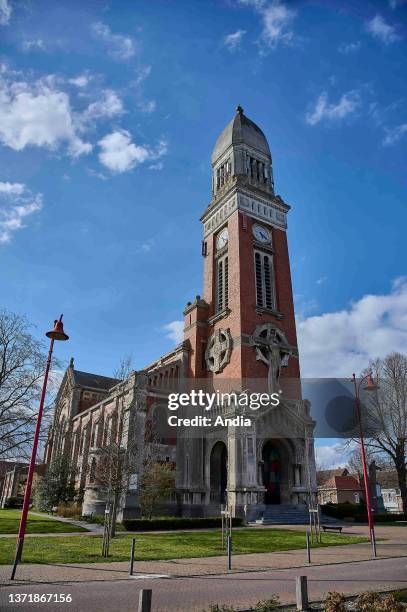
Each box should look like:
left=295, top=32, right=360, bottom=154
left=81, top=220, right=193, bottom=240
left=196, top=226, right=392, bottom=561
left=44, top=107, right=317, bottom=522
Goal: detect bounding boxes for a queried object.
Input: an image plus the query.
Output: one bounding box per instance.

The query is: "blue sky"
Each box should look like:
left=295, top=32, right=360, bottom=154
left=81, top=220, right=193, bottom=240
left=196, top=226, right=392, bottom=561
left=1, top=1, right=406, bottom=463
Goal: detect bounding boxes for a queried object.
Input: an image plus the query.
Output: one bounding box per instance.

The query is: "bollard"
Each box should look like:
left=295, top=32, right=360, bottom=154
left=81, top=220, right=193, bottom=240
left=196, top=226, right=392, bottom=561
left=296, top=576, right=309, bottom=611
left=227, top=535, right=232, bottom=570
left=306, top=532, right=311, bottom=564
left=371, top=529, right=377, bottom=558
left=138, top=589, right=152, bottom=612
left=129, top=538, right=136, bottom=576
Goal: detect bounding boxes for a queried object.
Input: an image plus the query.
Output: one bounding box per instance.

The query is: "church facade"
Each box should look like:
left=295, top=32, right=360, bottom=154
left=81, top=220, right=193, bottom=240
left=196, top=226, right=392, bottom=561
left=44, top=107, right=317, bottom=521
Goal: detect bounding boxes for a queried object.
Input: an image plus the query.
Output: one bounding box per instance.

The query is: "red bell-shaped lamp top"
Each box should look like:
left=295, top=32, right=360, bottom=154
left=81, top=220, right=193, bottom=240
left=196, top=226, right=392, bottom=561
left=363, top=373, right=379, bottom=392
left=46, top=315, right=69, bottom=341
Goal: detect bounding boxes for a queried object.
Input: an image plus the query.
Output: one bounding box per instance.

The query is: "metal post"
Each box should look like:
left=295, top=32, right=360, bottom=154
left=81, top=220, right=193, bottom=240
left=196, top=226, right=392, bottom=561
left=227, top=535, right=232, bottom=570
left=353, top=373, right=377, bottom=556
left=306, top=531, right=311, bottom=564
left=11, top=336, right=55, bottom=580
left=296, top=576, right=309, bottom=611
left=138, top=589, right=152, bottom=612
left=129, top=538, right=136, bottom=575
left=372, top=529, right=377, bottom=557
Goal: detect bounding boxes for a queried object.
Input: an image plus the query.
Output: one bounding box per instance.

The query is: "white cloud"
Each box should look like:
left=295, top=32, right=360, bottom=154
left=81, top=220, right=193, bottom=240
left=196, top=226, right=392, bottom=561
left=261, top=1, right=296, bottom=47
left=91, top=21, right=136, bottom=60
left=306, top=90, right=361, bottom=126
left=98, top=129, right=167, bottom=173
left=224, top=30, right=246, bottom=51
left=338, top=41, right=361, bottom=53
left=22, top=39, right=45, bottom=52
left=68, top=74, right=89, bottom=88
left=315, top=442, right=354, bottom=469
left=138, top=99, right=156, bottom=114
left=83, top=89, right=124, bottom=121
left=0, top=71, right=92, bottom=156
left=365, top=14, right=401, bottom=44
left=0, top=181, right=25, bottom=195
left=382, top=123, right=407, bottom=146
left=316, top=276, right=327, bottom=285
left=239, top=0, right=296, bottom=49
left=149, top=161, right=164, bottom=171
left=163, top=320, right=184, bottom=344
left=0, top=0, right=11, bottom=25
left=0, top=181, right=42, bottom=243
left=297, top=278, right=407, bottom=377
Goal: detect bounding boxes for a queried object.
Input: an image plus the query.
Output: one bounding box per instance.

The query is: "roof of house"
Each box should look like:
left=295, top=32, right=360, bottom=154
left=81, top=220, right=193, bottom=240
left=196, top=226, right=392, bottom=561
left=334, top=475, right=361, bottom=491
left=376, top=470, right=401, bottom=490
left=317, top=468, right=348, bottom=486
left=72, top=369, right=120, bottom=392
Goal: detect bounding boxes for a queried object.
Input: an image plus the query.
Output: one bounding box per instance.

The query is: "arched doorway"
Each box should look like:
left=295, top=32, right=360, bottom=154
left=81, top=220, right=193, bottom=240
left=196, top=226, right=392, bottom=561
left=262, top=441, right=281, bottom=504
left=210, top=441, right=227, bottom=504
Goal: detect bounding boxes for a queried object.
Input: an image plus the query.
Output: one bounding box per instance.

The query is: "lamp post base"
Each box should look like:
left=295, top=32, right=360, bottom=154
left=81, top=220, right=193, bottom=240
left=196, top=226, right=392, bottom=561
left=10, top=537, right=24, bottom=580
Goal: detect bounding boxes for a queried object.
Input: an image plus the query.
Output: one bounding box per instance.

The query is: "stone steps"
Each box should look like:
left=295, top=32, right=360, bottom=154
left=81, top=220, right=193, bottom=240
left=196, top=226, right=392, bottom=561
left=254, top=504, right=339, bottom=525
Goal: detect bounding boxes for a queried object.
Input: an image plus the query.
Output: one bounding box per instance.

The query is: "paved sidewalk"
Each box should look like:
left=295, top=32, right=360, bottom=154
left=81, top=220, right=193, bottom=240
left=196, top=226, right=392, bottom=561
left=1, top=558, right=406, bottom=611
left=1, top=525, right=406, bottom=586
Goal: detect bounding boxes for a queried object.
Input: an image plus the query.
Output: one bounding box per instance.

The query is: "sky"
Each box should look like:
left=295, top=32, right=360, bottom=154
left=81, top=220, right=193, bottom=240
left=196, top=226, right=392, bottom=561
left=0, top=0, right=406, bottom=468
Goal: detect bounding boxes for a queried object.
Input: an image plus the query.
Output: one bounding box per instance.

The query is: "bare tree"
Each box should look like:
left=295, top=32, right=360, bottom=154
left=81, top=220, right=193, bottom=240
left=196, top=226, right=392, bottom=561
left=138, top=461, right=175, bottom=519
left=95, top=357, right=135, bottom=540
left=361, top=352, right=407, bottom=514
left=0, top=310, right=59, bottom=460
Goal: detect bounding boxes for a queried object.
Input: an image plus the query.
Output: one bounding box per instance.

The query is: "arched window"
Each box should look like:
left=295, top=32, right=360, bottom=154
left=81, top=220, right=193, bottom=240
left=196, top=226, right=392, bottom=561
left=89, top=457, right=97, bottom=483
left=216, top=255, right=228, bottom=312
left=254, top=250, right=275, bottom=310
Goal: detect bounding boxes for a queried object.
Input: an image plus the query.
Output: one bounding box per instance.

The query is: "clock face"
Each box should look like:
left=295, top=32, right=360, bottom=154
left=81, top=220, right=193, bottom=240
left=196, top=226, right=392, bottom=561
left=216, top=227, right=229, bottom=250
left=253, top=224, right=271, bottom=243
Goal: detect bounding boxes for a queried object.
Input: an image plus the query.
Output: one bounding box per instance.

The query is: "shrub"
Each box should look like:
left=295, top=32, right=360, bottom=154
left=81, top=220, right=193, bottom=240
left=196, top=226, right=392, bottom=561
left=56, top=503, right=82, bottom=519
left=354, top=591, right=404, bottom=611
left=122, top=517, right=244, bottom=531
left=204, top=605, right=235, bottom=612
left=354, top=513, right=406, bottom=523
left=323, top=591, right=346, bottom=612
left=3, top=496, right=23, bottom=509
left=322, top=503, right=365, bottom=520
left=251, top=596, right=280, bottom=611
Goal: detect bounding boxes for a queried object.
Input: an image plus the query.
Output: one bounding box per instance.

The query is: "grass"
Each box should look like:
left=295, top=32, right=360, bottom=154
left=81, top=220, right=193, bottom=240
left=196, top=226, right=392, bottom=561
left=0, top=527, right=368, bottom=565
left=394, top=589, right=407, bottom=603
left=0, top=509, right=87, bottom=535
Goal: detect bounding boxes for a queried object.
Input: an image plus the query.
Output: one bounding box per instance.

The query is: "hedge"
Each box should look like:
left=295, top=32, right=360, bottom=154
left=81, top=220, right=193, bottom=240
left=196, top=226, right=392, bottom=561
left=321, top=503, right=366, bottom=519
left=122, top=517, right=244, bottom=531
left=354, top=513, right=406, bottom=523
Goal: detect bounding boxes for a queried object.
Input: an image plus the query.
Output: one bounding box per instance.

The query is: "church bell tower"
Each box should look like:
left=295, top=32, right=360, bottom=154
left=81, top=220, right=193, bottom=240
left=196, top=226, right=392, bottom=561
left=184, top=105, right=301, bottom=390
left=179, top=107, right=316, bottom=519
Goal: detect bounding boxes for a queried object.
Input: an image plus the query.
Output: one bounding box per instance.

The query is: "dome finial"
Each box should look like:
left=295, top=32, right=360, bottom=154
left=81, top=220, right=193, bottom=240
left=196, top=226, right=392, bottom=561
left=236, top=105, right=244, bottom=115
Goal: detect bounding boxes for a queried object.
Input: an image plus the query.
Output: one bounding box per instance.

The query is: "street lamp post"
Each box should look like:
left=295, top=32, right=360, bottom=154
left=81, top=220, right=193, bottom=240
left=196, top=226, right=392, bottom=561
left=352, top=372, right=379, bottom=558
left=10, top=315, right=69, bottom=580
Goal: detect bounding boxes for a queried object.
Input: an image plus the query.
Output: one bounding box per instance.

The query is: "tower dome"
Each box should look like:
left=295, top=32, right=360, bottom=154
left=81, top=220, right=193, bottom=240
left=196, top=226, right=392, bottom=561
left=211, top=106, right=271, bottom=166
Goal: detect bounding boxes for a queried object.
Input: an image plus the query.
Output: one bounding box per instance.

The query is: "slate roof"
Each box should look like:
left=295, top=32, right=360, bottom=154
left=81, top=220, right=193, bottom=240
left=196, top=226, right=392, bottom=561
left=211, top=107, right=271, bottom=164
left=72, top=369, right=120, bottom=392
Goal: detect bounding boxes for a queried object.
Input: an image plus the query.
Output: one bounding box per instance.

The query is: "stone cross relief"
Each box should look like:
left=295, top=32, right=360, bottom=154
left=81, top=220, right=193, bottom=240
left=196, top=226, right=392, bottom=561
left=252, top=325, right=290, bottom=394
left=205, top=329, right=232, bottom=373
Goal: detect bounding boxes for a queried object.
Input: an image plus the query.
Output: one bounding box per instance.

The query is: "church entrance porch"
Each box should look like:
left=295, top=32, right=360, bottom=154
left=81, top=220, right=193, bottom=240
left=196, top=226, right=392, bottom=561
left=260, top=438, right=296, bottom=506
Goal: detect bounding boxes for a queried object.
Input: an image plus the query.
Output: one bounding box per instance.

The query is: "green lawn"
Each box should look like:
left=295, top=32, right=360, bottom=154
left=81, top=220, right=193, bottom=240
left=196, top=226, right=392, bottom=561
left=0, top=528, right=368, bottom=565
left=0, top=509, right=87, bottom=534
